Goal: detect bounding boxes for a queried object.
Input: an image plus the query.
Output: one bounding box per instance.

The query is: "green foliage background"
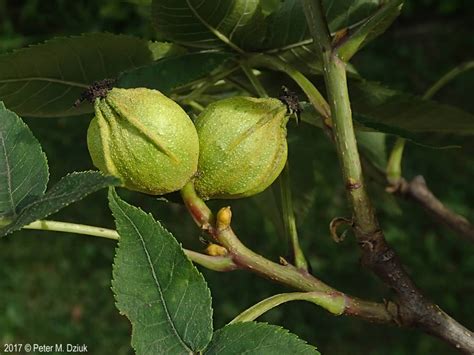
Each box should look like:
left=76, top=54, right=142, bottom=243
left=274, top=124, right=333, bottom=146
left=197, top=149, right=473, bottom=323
left=1, top=0, right=473, bottom=354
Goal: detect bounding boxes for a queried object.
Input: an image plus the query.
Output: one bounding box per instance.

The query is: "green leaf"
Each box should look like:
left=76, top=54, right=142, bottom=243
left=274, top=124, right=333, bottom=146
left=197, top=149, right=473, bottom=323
left=262, top=0, right=399, bottom=73
left=204, top=322, right=319, bottom=355
left=286, top=128, right=321, bottom=225
left=147, top=41, right=187, bottom=61
left=252, top=125, right=326, bottom=241
left=151, top=0, right=267, bottom=52
left=0, top=171, right=119, bottom=237
left=109, top=188, right=213, bottom=355
left=262, top=1, right=321, bottom=73
left=0, top=101, right=48, bottom=219
left=336, top=0, right=403, bottom=61
left=230, top=292, right=346, bottom=324
left=350, top=80, right=474, bottom=144
left=117, top=52, right=233, bottom=94
left=0, top=33, right=157, bottom=117
left=324, top=0, right=393, bottom=32
left=357, top=131, right=387, bottom=171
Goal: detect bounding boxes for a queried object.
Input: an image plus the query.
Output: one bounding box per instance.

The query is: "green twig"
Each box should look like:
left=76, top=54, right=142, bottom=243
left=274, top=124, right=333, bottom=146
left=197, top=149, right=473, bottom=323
left=180, top=182, right=393, bottom=323
left=423, top=60, right=474, bottom=100
left=386, top=60, right=474, bottom=185
left=386, top=137, right=405, bottom=185
left=25, top=220, right=119, bottom=240
left=240, top=64, right=268, bottom=98
left=303, top=0, right=474, bottom=351
left=180, top=181, right=214, bottom=227
left=230, top=291, right=346, bottom=324
left=22, top=220, right=236, bottom=272
left=279, top=162, right=309, bottom=270
left=171, top=64, right=240, bottom=97
left=184, top=100, right=205, bottom=113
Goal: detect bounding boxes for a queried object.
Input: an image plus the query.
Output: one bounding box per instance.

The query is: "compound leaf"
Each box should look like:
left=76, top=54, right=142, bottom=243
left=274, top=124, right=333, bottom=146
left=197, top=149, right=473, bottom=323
left=0, top=171, right=119, bottom=237
left=0, top=33, right=158, bottom=117
left=109, top=189, right=213, bottom=355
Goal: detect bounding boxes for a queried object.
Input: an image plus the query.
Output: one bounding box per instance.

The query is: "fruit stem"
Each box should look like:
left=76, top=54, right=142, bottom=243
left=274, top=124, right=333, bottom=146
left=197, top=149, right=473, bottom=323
left=180, top=181, right=214, bottom=228
left=180, top=184, right=393, bottom=323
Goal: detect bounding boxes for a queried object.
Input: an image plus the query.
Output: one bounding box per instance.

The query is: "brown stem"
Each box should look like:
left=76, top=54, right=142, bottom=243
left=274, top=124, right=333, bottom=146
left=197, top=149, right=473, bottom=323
left=180, top=182, right=393, bottom=324
left=216, top=220, right=393, bottom=323
left=303, top=0, right=474, bottom=352
left=392, top=176, right=474, bottom=243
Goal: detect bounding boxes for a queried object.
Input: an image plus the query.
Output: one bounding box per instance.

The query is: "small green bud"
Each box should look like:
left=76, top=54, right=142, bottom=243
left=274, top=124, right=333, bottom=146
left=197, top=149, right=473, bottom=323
left=87, top=88, right=199, bottom=195
left=194, top=96, right=289, bottom=199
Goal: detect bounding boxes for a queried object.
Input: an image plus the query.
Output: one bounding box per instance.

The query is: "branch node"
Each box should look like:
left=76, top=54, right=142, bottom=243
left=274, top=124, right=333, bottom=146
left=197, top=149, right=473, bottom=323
left=384, top=299, right=403, bottom=326
left=346, top=178, right=362, bottom=191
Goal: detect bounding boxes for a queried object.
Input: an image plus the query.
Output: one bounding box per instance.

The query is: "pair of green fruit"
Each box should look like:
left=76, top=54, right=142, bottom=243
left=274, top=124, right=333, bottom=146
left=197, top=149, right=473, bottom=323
left=87, top=87, right=290, bottom=200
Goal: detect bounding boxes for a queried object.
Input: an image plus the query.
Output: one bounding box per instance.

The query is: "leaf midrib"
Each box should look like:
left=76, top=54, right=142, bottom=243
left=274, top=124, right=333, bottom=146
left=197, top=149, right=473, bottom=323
left=0, top=133, right=16, bottom=216
left=115, top=201, right=193, bottom=353
left=186, top=0, right=245, bottom=53
left=0, top=77, right=88, bottom=88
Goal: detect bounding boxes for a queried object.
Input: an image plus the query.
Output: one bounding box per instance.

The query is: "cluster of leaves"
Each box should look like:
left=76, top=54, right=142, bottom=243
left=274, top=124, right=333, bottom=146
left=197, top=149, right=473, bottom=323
left=0, top=98, right=319, bottom=352
left=1, top=0, right=474, bottom=354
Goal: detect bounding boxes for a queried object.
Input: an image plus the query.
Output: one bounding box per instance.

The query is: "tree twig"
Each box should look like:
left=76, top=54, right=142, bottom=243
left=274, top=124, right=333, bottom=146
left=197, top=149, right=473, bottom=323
left=23, top=220, right=237, bottom=272
left=180, top=181, right=394, bottom=324
left=386, top=61, right=474, bottom=244
left=393, top=176, right=474, bottom=243
left=303, top=0, right=474, bottom=352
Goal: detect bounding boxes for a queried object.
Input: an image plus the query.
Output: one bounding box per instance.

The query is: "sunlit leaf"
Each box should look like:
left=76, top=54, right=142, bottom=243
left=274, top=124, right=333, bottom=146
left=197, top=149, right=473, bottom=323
left=0, top=33, right=160, bottom=117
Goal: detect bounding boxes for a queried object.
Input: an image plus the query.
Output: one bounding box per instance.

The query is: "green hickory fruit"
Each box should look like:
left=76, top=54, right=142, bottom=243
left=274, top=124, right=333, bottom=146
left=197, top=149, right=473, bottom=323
left=87, top=87, right=199, bottom=195
left=194, top=96, right=289, bottom=200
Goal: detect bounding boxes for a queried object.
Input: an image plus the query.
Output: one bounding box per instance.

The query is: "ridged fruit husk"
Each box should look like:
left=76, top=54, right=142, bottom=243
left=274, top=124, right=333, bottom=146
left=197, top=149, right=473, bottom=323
left=194, top=96, right=289, bottom=200
left=87, top=88, right=199, bottom=195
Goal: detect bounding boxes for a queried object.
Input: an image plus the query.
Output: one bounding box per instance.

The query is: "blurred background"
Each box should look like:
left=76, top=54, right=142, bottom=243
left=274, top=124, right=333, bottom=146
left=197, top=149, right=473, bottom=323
left=1, top=0, right=473, bottom=354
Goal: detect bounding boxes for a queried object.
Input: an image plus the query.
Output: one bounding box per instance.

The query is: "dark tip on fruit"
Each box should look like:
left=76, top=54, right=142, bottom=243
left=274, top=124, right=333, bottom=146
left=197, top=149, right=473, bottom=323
left=74, top=78, right=116, bottom=107
left=279, top=85, right=302, bottom=123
